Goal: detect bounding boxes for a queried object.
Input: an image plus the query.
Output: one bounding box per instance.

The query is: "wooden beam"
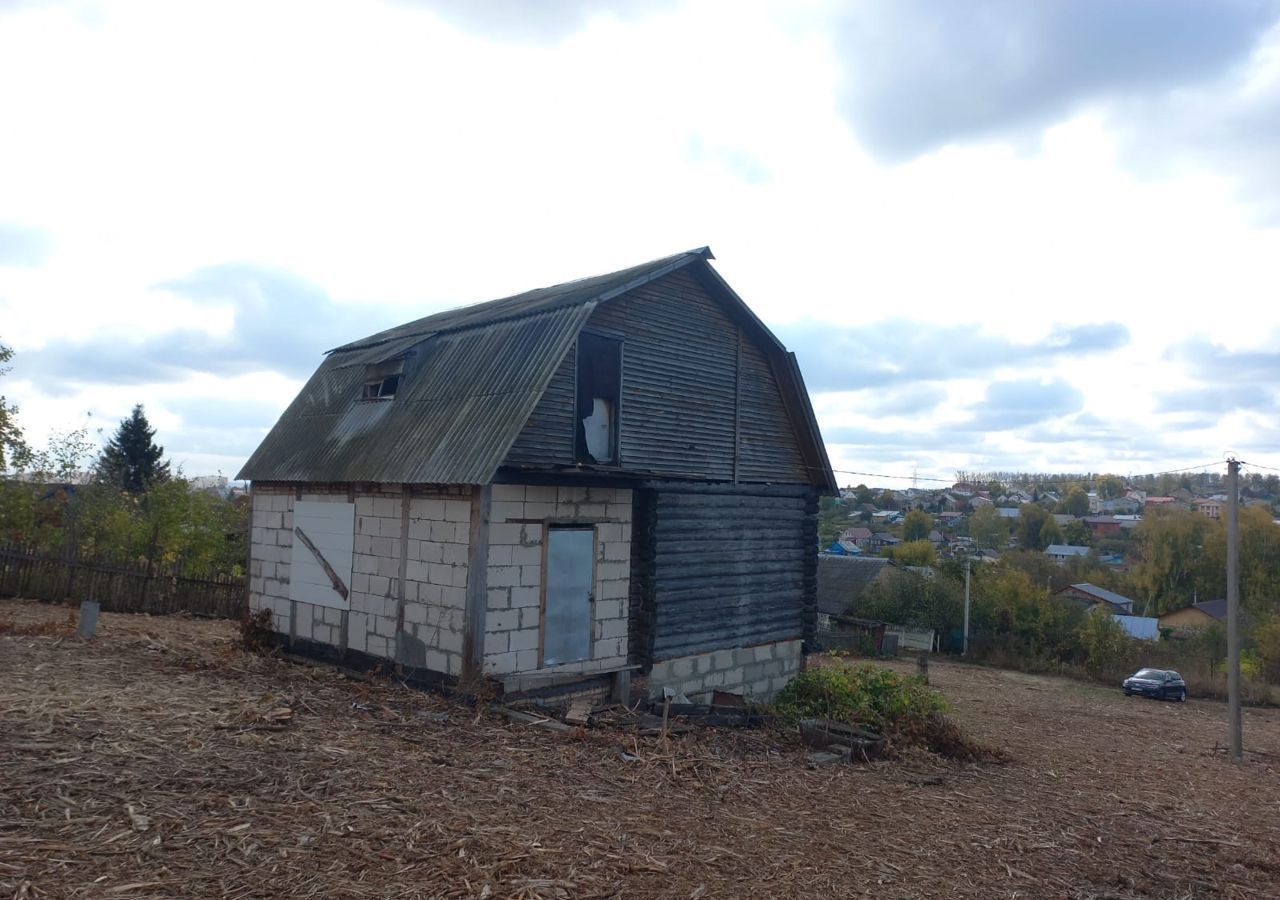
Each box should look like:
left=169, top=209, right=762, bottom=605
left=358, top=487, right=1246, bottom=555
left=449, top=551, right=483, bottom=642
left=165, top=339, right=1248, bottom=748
left=463, top=484, right=493, bottom=684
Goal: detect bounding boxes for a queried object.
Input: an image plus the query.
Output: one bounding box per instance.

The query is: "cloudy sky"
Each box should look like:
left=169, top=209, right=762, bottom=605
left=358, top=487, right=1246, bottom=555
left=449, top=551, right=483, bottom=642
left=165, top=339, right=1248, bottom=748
left=2, top=0, right=1279, bottom=487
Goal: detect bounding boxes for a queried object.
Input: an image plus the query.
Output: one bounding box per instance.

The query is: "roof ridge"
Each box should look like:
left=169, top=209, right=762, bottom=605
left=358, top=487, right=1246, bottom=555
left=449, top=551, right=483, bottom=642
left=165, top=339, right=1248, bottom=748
left=329, top=247, right=712, bottom=355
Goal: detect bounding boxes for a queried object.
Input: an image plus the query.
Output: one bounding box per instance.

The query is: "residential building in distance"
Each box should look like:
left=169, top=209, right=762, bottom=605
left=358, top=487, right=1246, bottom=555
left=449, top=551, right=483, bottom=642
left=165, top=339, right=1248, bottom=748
left=1045, top=544, right=1091, bottom=565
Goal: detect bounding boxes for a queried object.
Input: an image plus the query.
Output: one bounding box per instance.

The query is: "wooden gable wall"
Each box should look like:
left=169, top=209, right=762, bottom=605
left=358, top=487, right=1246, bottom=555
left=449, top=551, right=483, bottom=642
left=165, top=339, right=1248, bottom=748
left=502, top=268, right=810, bottom=484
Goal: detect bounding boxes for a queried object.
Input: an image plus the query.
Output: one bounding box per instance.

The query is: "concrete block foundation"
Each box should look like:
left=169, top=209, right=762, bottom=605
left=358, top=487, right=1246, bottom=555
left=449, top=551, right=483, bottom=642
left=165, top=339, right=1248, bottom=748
left=647, top=639, right=803, bottom=704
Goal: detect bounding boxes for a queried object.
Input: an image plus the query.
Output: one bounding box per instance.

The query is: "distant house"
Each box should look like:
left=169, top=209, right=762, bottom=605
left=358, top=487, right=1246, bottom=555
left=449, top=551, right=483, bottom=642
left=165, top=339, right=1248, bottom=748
left=1193, top=498, right=1223, bottom=519
left=871, top=533, right=902, bottom=551
left=1055, top=583, right=1134, bottom=614
left=824, top=540, right=861, bottom=556
left=1052, top=513, right=1077, bottom=527
left=1045, top=544, right=1091, bottom=565
left=995, top=507, right=1021, bottom=520
left=1113, top=615, right=1160, bottom=641
left=1054, top=585, right=1158, bottom=638
left=839, top=526, right=874, bottom=548
left=927, top=529, right=945, bottom=547
left=1099, top=497, right=1141, bottom=515
left=1159, top=600, right=1227, bottom=632
left=970, top=496, right=994, bottom=508
left=937, top=511, right=964, bottom=525
left=1145, top=496, right=1178, bottom=509
left=1083, top=516, right=1121, bottom=537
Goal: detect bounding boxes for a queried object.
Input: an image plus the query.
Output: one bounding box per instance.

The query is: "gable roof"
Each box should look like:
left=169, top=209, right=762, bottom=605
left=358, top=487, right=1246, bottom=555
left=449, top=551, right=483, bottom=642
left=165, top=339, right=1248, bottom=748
left=817, top=556, right=895, bottom=616
left=1191, top=599, right=1228, bottom=620
left=1062, top=583, right=1134, bottom=611
left=239, top=248, right=835, bottom=488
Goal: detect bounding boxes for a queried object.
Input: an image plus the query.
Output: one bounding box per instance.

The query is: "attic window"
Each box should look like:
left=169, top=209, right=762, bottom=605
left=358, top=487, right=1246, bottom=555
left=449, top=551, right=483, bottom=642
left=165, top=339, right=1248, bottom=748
left=361, top=360, right=404, bottom=401
left=575, top=333, right=621, bottom=465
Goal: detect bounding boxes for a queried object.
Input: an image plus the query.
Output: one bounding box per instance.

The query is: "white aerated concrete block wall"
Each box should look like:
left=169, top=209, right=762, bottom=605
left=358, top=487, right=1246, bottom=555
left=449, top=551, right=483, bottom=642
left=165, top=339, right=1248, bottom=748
left=249, top=485, right=295, bottom=633
left=248, top=483, right=472, bottom=677
left=395, top=489, right=472, bottom=676
left=483, top=485, right=632, bottom=678
left=647, top=639, right=804, bottom=703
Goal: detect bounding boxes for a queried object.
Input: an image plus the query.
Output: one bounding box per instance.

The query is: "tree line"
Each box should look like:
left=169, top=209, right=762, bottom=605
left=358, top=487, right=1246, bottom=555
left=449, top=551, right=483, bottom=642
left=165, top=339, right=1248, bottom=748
left=1, top=341, right=247, bottom=574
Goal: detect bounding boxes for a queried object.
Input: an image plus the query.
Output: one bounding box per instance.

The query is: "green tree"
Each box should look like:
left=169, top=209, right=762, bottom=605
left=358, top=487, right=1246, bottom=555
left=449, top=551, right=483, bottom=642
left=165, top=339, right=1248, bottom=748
left=98, top=405, right=170, bottom=493
left=902, top=509, right=931, bottom=542
left=1057, top=485, right=1090, bottom=517
left=968, top=504, right=1005, bottom=550
left=1062, top=519, right=1092, bottom=547
left=1198, top=505, right=1280, bottom=616
left=818, top=495, right=847, bottom=546
left=1097, top=474, right=1125, bottom=500
left=1079, top=610, right=1130, bottom=676
left=0, top=341, right=29, bottom=472
left=1040, top=517, right=1064, bottom=547
left=1129, top=508, right=1211, bottom=615
left=888, top=539, right=936, bottom=567
left=1016, top=503, right=1052, bottom=552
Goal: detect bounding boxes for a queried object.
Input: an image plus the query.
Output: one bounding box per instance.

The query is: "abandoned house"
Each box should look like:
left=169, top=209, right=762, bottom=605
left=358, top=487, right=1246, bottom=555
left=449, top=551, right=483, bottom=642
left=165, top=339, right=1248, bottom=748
left=238, top=247, right=836, bottom=702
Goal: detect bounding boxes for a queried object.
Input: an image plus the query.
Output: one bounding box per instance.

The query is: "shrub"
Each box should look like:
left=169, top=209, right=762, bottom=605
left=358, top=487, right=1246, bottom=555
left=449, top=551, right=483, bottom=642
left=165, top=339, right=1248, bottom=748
left=773, top=662, right=946, bottom=736
left=239, top=607, right=275, bottom=651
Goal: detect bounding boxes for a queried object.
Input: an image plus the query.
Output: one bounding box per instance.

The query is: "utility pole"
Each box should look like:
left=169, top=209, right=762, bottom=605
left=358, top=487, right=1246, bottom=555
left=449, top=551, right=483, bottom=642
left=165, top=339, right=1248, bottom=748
left=963, top=557, right=971, bottom=656
left=1226, top=457, right=1243, bottom=763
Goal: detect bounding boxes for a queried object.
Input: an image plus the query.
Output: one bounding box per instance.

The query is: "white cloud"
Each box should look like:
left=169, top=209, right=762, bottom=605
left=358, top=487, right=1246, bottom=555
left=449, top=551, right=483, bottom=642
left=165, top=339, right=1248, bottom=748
left=1, top=0, right=1279, bottom=484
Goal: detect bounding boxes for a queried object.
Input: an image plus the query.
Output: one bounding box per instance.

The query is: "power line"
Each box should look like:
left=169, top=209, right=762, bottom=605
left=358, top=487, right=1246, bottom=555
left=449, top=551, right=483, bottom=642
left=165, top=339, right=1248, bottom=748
left=830, top=461, right=1229, bottom=488
left=1241, top=461, right=1280, bottom=474
left=831, top=468, right=952, bottom=483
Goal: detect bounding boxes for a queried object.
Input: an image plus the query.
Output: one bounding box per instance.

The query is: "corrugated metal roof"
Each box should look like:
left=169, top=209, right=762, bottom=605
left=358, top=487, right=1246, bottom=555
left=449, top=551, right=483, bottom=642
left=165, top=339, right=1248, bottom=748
left=1068, top=583, right=1134, bottom=609
left=239, top=303, right=594, bottom=484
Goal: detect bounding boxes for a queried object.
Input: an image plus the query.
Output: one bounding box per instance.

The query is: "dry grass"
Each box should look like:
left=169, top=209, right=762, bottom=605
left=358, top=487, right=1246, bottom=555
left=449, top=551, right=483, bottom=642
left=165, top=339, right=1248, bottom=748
left=3, top=598, right=1280, bottom=899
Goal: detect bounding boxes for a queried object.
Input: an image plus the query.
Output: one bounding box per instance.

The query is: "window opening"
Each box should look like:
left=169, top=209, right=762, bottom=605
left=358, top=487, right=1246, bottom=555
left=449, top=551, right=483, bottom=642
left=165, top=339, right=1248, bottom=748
left=361, top=359, right=405, bottom=401
left=575, top=333, right=621, bottom=464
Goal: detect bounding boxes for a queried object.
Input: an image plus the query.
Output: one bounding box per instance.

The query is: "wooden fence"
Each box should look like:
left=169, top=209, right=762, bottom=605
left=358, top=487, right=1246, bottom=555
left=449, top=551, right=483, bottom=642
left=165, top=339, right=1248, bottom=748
left=0, top=543, right=246, bottom=619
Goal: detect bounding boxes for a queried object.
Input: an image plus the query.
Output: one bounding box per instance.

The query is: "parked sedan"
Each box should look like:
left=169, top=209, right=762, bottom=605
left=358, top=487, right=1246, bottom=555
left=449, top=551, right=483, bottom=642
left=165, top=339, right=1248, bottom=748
left=1123, top=668, right=1187, bottom=701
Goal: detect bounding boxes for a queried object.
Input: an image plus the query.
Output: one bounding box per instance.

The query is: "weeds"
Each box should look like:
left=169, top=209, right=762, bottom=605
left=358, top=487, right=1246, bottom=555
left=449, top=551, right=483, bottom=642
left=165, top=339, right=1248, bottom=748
left=238, top=607, right=275, bottom=652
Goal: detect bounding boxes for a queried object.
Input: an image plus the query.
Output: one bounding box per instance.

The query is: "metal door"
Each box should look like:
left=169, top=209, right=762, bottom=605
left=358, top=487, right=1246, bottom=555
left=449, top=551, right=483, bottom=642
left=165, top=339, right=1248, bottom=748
left=543, top=527, right=594, bottom=665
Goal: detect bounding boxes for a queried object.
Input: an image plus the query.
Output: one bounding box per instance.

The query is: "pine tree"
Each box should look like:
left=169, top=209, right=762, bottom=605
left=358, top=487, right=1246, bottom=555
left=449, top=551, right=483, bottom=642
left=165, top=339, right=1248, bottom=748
left=98, top=404, right=169, bottom=492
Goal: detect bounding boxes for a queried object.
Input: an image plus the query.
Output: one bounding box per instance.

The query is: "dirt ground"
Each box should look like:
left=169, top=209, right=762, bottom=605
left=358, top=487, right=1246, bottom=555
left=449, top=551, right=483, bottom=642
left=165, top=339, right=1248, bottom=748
left=2, top=599, right=1279, bottom=899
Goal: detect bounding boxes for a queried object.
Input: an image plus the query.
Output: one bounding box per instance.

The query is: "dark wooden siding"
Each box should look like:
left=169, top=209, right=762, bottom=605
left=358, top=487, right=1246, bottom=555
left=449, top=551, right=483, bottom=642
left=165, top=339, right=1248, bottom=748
left=501, top=268, right=814, bottom=486
left=588, top=270, right=738, bottom=481
left=628, top=489, right=658, bottom=666
left=736, top=335, right=809, bottom=483
left=504, top=343, right=575, bottom=467
left=637, top=484, right=817, bottom=661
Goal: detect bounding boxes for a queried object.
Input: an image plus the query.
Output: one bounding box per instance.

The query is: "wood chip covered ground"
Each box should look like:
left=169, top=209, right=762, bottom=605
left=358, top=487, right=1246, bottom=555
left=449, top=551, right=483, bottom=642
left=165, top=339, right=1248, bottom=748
left=3, top=598, right=1279, bottom=899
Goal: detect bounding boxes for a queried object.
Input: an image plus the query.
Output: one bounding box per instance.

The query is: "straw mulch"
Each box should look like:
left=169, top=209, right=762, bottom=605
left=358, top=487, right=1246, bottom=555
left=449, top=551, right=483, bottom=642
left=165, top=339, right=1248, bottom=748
left=2, top=598, right=1279, bottom=899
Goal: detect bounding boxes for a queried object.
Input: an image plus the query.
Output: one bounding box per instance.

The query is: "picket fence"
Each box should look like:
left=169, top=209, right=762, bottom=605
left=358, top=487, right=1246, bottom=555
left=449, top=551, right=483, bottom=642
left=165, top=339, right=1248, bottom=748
left=0, top=542, right=246, bottom=619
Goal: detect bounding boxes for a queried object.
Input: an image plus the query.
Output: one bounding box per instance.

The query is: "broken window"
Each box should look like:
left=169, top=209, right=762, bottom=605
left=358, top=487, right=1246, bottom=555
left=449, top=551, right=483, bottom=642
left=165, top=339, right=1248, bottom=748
left=575, top=333, right=621, bottom=465
left=361, top=359, right=404, bottom=401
